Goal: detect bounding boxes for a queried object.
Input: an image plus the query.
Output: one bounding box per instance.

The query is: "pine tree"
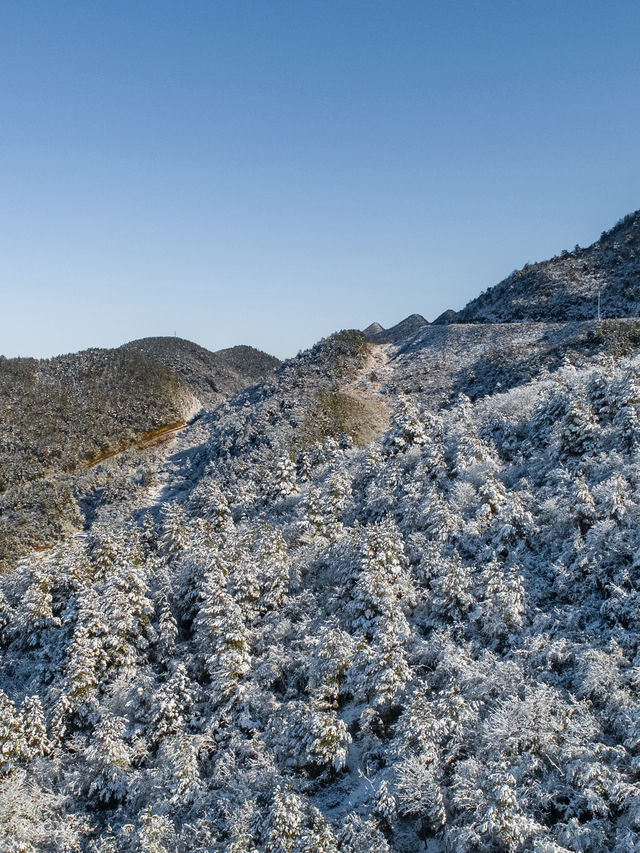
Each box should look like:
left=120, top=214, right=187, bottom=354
left=0, top=588, right=12, bottom=648
left=429, top=550, right=474, bottom=622
left=357, top=612, right=412, bottom=708
left=65, top=586, right=109, bottom=707
left=269, top=456, right=299, bottom=501
left=85, top=713, right=133, bottom=804
left=394, top=752, right=447, bottom=837
left=477, top=558, right=525, bottom=640
left=475, top=771, right=541, bottom=852
left=150, top=663, right=193, bottom=744
left=141, top=511, right=158, bottom=556
left=230, top=537, right=262, bottom=620
left=104, top=557, right=154, bottom=669
left=305, top=698, right=351, bottom=771
left=0, top=690, right=26, bottom=776
left=160, top=503, right=187, bottom=560
left=191, top=480, right=235, bottom=534
left=206, top=482, right=235, bottom=532
left=587, top=358, right=615, bottom=423
left=321, top=471, right=352, bottom=541
left=374, top=780, right=396, bottom=836
left=22, top=557, right=61, bottom=645
left=383, top=398, right=426, bottom=455
left=90, top=531, right=118, bottom=582
left=194, top=563, right=251, bottom=702
left=573, top=475, right=596, bottom=533
left=136, top=807, right=176, bottom=853
left=559, top=398, right=597, bottom=460
left=300, top=807, right=338, bottom=852
left=257, top=528, right=290, bottom=611
left=350, top=519, right=412, bottom=638
left=264, top=786, right=304, bottom=853
left=614, top=370, right=640, bottom=451
left=155, top=591, right=178, bottom=659
left=156, top=730, right=201, bottom=806
left=303, top=486, right=327, bottom=539
left=307, top=620, right=354, bottom=706
left=19, top=695, right=51, bottom=759
left=339, top=812, right=390, bottom=853
left=477, top=476, right=507, bottom=523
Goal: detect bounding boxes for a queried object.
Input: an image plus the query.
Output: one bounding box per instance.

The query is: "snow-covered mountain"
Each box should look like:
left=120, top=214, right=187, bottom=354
left=3, top=212, right=640, bottom=851
left=121, top=337, right=280, bottom=408
left=0, top=339, right=278, bottom=569
left=452, top=209, right=640, bottom=324
left=364, top=314, right=429, bottom=343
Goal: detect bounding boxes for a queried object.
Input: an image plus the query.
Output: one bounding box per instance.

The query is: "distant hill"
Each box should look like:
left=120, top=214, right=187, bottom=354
left=121, top=337, right=280, bottom=406
left=0, top=337, right=279, bottom=566
left=0, top=347, right=194, bottom=565
left=431, top=308, right=456, bottom=325
left=453, top=209, right=640, bottom=323
left=363, top=313, right=428, bottom=343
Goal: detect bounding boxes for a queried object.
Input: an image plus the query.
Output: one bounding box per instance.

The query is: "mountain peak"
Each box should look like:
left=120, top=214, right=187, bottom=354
left=363, top=313, right=428, bottom=343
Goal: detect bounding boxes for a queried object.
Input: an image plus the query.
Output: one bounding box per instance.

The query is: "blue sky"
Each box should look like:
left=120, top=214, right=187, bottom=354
left=1, top=1, right=639, bottom=359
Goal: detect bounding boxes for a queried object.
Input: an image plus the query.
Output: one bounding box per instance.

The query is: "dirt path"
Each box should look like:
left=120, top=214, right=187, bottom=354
left=83, top=421, right=188, bottom=469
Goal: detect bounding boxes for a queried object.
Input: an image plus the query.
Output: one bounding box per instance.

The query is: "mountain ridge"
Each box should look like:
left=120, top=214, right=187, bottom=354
left=451, top=208, right=640, bottom=324
left=363, top=313, right=429, bottom=343
left=365, top=209, right=640, bottom=341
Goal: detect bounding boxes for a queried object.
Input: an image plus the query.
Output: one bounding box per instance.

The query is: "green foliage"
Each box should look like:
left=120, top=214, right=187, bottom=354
left=591, top=319, right=640, bottom=356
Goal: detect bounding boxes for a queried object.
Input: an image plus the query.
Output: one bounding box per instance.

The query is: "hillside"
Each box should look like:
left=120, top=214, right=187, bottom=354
left=121, top=337, right=280, bottom=407
left=0, top=337, right=279, bottom=568
left=3, top=213, right=640, bottom=850
left=452, top=209, right=640, bottom=324
left=2, top=310, right=640, bottom=850
left=0, top=347, right=196, bottom=566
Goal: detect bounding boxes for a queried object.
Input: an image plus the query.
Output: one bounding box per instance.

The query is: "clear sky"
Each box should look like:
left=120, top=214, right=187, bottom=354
left=1, top=1, right=639, bottom=360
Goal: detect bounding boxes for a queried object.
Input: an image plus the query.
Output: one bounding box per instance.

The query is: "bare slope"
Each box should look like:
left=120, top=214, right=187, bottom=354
left=387, top=317, right=640, bottom=406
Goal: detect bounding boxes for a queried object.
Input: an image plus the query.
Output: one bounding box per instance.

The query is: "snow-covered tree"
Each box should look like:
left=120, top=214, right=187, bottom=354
left=383, top=398, right=427, bottom=455
left=84, top=713, right=133, bottom=804
left=65, top=585, right=109, bottom=708
left=19, top=695, right=51, bottom=759
left=194, top=563, right=251, bottom=702
left=264, top=786, right=304, bottom=853
left=150, top=663, right=193, bottom=744
left=0, top=690, right=25, bottom=776
left=160, top=502, right=187, bottom=560
left=269, top=456, right=299, bottom=501
left=559, top=398, right=598, bottom=460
